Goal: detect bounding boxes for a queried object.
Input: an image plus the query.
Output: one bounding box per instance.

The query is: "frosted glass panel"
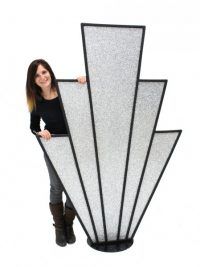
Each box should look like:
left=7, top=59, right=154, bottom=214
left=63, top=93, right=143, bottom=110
left=58, top=81, right=105, bottom=242
left=120, top=81, right=165, bottom=239
left=128, top=131, right=179, bottom=238
left=40, top=137, right=96, bottom=242
left=83, top=25, right=144, bottom=241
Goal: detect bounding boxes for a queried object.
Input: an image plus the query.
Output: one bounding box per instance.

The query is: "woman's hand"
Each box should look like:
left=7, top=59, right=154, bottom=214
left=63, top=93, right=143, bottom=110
left=37, top=130, right=51, bottom=140
left=77, top=76, right=86, bottom=84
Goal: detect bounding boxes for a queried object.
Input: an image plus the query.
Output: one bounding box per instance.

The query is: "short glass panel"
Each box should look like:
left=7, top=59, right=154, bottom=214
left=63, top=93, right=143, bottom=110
left=128, top=131, right=179, bottom=238
left=40, top=136, right=96, bottom=242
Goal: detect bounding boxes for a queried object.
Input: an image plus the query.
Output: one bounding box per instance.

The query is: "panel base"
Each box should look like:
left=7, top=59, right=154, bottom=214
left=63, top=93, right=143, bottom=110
left=87, top=238, right=133, bottom=252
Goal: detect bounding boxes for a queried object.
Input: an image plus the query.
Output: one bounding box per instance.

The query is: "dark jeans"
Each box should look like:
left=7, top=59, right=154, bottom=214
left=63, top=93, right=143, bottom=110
left=44, top=154, right=72, bottom=208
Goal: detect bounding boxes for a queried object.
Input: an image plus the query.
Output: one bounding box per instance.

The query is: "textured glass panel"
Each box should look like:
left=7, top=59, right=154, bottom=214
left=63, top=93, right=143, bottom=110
left=58, top=81, right=105, bottom=241
left=128, top=131, right=179, bottom=238
left=120, top=81, right=165, bottom=239
left=83, top=26, right=144, bottom=240
left=40, top=137, right=96, bottom=242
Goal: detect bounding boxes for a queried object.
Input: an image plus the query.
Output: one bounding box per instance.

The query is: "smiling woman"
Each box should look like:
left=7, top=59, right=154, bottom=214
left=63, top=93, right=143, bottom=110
left=26, top=59, right=67, bottom=139
left=25, top=59, right=86, bottom=247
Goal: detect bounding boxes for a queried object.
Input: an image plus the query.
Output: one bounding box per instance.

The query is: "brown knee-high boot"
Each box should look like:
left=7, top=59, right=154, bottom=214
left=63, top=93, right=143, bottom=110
left=64, top=207, right=76, bottom=244
left=49, top=202, right=67, bottom=247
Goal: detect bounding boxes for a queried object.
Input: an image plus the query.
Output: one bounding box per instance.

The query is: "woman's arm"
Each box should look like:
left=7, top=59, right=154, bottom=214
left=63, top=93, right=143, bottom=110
left=30, top=112, right=51, bottom=140
left=30, top=110, right=41, bottom=135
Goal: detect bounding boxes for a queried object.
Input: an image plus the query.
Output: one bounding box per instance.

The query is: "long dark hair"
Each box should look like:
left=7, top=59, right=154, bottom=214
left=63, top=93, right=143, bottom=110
left=26, top=59, right=57, bottom=111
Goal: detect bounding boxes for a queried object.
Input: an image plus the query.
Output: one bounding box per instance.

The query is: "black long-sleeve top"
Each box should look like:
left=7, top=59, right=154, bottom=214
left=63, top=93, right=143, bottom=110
left=30, top=96, right=68, bottom=135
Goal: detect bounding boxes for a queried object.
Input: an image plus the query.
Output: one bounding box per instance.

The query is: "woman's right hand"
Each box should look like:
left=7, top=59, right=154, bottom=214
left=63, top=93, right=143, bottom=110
left=37, top=130, right=51, bottom=140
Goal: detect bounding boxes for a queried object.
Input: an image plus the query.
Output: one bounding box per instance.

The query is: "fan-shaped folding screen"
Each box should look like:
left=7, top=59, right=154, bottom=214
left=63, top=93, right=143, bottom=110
left=37, top=23, right=181, bottom=252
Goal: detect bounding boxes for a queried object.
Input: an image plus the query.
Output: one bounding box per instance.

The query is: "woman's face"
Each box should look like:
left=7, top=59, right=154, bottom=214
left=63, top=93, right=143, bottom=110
left=34, top=64, right=52, bottom=90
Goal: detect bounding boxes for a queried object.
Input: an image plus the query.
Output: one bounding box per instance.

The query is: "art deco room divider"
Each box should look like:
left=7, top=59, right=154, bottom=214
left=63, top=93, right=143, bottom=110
left=37, top=23, right=181, bottom=252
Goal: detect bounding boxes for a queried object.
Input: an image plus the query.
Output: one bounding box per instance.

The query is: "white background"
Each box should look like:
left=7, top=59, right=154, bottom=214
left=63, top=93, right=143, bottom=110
left=0, top=0, right=199, bottom=266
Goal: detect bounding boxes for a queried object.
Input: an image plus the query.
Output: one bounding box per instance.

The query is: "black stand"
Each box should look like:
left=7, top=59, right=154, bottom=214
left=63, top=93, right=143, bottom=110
left=87, top=238, right=133, bottom=252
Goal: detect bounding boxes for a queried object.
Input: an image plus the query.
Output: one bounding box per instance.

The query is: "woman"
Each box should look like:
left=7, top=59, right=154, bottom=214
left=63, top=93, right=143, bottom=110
left=26, top=59, right=86, bottom=247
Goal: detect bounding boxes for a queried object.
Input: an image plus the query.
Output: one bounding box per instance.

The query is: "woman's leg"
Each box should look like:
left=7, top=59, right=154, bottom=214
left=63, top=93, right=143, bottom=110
left=44, top=154, right=66, bottom=246
left=44, top=153, right=76, bottom=245
left=44, top=153, right=74, bottom=208
left=44, top=154, right=63, bottom=204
